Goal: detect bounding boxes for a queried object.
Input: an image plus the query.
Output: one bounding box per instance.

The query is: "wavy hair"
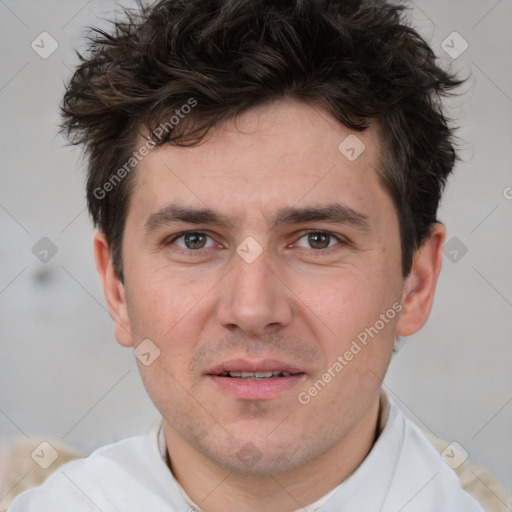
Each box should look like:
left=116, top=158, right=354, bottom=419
left=61, top=0, right=462, bottom=280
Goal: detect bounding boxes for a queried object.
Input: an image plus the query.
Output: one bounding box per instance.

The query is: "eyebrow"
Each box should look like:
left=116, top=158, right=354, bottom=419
left=270, top=203, right=370, bottom=230
left=144, top=203, right=371, bottom=234
left=144, top=205, right=235, bottom=233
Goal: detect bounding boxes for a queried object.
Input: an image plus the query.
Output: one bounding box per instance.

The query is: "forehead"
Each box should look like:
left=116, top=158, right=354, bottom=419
left=129, top=100, right=392, bottom=228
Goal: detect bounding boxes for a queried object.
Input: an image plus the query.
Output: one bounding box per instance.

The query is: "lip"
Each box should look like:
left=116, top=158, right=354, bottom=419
left=208, top=373, right=306, bottom=400
left=206, top=358, right=304, bottom=375
left=206, top=358, right=306, bottom=400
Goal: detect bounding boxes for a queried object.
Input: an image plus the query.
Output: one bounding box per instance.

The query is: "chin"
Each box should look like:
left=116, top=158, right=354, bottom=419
left=220, top=450, right=307, bottom=476
left=202, top=433, right=313, bottom=476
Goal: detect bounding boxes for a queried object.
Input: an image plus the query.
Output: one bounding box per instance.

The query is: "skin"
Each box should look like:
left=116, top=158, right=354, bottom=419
left=94, top=99, right=445, bottom=512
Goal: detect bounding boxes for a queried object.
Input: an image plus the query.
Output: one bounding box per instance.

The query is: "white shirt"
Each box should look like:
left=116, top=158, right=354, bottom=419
left=8, top=396, right=484, bottom=511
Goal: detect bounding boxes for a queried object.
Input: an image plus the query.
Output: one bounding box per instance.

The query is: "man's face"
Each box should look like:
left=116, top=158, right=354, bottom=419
left=120, top=100, right=405, bottom=474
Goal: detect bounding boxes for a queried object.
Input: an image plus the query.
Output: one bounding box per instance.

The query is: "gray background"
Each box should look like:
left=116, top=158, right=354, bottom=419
left=1, top=0, right=511, bottom=504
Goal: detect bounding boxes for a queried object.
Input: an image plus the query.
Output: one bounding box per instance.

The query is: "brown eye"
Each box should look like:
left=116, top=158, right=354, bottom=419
left=183, top=232, right=207, bottom=249
left=293, top=231, right=347, bottom=252
left=170, top=231, right=214, bottom=250
left=307, top=232, right=331, bottom=249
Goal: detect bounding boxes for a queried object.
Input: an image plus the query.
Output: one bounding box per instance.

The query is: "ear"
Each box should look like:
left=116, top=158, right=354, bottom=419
left=396, top=223, right=446, bottom=337
left=93, top=231, right=133, bottom=347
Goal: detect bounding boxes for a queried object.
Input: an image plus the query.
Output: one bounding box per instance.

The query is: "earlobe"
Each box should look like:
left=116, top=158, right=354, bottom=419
left=93, top=231, right=133, bottom=347
left=396, top=223, right=446, bottom=337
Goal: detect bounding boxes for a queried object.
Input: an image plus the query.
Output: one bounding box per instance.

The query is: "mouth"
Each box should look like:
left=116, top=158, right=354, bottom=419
left=206, top=359, right=307, bottom=400
left=206, top=358, right=305, bottom=379
left=215, top=370, right=299, bottom=380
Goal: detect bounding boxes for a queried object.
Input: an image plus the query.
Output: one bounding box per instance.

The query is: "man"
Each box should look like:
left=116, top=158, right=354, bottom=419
left=8, top=0, right=508, bottom=511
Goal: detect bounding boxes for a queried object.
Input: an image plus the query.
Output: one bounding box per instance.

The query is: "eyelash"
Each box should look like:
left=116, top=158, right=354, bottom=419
left=293, top=230, right=347, bottom=251
left=165, top=230, right=348, bottom=254
left=164, top=231, right=219, bottom=256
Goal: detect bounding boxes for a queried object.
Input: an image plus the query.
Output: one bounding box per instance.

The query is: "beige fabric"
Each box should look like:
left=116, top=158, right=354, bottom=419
left=1, top=397, right=509, bottom=511
left=422, top=430, right=510, bottom=512
left=0, top=437, right=83, bottom=511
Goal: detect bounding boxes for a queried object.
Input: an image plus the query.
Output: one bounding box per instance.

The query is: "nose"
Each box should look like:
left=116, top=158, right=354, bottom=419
left=216, top=247, right=293, bottom=337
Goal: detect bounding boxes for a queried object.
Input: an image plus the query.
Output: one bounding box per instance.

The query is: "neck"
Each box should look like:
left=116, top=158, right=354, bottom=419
left=163, top=395, right=381, bottom=512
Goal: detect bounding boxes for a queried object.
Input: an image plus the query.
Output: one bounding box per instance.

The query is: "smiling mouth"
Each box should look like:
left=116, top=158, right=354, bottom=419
left=217, top=371, right=299, bottom=380
left=207, top=364, right=306, bottom=399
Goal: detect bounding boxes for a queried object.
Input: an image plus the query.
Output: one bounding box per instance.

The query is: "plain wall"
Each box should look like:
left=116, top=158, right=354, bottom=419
left=1, top=0, right=511, bottom=501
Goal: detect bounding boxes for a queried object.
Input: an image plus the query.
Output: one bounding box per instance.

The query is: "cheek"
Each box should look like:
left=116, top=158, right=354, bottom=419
left=298, top=266, right=382, bottom=326
left=125, top=266, right=222, bottom=384
left=295, top=263, right=400, bottom=360
left=295, top=271, right=398, bottom=413
left=126, top=264, right=212, bottom=335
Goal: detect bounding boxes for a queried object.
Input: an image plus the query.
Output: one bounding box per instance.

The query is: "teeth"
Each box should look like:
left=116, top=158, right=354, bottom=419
left=223, top=371, right=293, bottom=379
left=241, top=371, right=273, bottom=378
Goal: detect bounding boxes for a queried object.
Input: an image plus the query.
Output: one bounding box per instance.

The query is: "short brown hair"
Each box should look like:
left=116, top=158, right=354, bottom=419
left=61, top=0, right=462, bottom=280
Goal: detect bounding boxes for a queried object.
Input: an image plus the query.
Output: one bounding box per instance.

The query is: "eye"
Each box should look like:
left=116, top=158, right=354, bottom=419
left=294, top=231, right=344, bottom=250
left=170, top=231, right=216, bottom=250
